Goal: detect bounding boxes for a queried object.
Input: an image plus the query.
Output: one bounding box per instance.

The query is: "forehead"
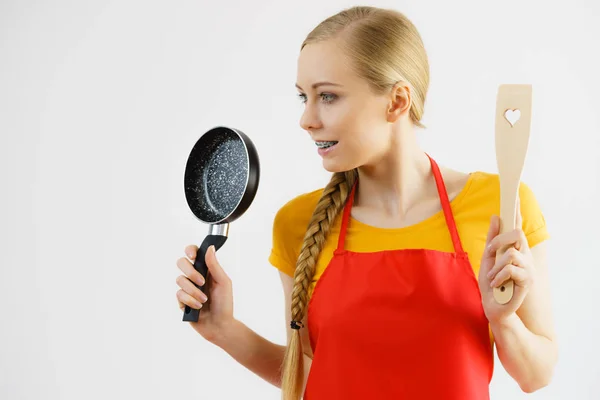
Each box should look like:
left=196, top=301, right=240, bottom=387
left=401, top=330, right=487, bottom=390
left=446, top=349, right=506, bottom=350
left=296, top=40, right=357, bottom=89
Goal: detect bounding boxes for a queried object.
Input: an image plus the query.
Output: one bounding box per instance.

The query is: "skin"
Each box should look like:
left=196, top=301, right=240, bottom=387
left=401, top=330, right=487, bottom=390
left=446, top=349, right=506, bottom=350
left=175, top=37, right=557, bottom=394
left=296, top=39, right=467, bottom=223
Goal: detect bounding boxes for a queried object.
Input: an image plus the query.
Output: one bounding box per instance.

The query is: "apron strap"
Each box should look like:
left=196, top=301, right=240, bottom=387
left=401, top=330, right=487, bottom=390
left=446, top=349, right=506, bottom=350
left=336, top=154, right=466, bottom=255
left=427, top=154, right=465, bottom=255
left=336, top=180, right=357, bottom=252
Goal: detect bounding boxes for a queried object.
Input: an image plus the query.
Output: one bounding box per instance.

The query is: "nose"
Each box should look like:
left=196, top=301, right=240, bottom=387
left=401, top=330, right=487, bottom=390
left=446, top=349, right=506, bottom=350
left=299, top=104, right=322, bottom=132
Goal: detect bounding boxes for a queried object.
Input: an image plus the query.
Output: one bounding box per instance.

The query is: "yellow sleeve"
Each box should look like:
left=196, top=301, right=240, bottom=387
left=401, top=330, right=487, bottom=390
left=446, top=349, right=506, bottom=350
left=518, top=181, right=550, bottom=248
left=268, top=202, right=300, bottom=278
left=268, top=190, right=322, bottom=278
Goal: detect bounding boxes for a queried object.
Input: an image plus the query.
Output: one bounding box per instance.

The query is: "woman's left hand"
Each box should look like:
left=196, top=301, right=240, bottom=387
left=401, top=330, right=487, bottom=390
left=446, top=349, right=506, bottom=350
left=478, top=201, right=536, bottom=324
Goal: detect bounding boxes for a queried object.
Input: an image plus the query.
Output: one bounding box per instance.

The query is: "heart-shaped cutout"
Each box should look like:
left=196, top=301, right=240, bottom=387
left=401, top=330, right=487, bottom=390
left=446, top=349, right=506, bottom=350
left=504, top=108, right=521, bottom=127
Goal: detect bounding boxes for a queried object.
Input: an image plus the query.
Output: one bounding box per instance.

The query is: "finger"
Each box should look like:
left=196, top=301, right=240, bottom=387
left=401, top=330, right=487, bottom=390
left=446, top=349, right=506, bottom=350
left=185, top=245, right=199, bottom=261
left=498, top=227, right=528, bottom=252
left=176, top=275, right=208, bottom=304
left=487, top=229, right=523, bottom=254
left=177, top=289, right=204, bottom=309
left=486, top=215, right=500, bottom=244
left=486, top=247, right=523, bottom=281
left=205, top=245, right=230, bottom=285
left=515, top=227, right=529, bottom=252
left=490, top=263, right=529, bottom=288
left=483, top=215, right=500, bottom=257
left=176, top=257, right=205, bottom=286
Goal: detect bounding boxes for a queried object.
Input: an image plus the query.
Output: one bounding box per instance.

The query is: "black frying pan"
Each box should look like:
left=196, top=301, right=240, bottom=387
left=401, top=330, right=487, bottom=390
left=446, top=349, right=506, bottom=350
left=182, top=126, right=260, bottom=322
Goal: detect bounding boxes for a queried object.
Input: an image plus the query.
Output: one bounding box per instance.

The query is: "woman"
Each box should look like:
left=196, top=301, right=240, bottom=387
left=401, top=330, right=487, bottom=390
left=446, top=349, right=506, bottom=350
left=175, top=6, right=557, bottom=399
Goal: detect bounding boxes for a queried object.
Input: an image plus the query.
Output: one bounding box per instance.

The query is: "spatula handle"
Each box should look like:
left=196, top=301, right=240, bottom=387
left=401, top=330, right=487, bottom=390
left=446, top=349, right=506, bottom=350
left=493, top=183, right=519, bottom=304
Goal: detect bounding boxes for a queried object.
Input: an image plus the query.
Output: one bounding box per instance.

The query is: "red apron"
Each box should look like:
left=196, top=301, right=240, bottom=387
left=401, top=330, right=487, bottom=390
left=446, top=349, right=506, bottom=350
left=304, top=155, right=493, bottom=399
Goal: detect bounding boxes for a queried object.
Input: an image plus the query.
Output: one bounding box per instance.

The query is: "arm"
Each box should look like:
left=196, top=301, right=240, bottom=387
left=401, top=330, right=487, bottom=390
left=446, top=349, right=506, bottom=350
left=212, top=319, right=286, bottom=387
left=211, top=271, right=312, bottom=389
left=491, top=241, right=558, bottom=392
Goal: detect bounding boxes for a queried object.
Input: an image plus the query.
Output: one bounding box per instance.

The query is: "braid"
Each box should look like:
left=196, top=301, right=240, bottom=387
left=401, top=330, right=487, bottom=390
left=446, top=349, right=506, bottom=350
left=281, top=169, right=358, bottom=399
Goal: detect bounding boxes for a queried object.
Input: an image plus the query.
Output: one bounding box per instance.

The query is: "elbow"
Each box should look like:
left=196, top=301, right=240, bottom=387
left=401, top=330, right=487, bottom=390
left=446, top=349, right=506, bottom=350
left=519, top=360, right=557, bottom=393
left=520, top=377, right=550, bottom=393
left=520, top=337, right=559, bottom=393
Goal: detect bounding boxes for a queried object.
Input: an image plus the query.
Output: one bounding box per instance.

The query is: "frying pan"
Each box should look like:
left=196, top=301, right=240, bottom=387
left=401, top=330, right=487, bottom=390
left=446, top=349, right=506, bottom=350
left=182, top=126, right=260, bottom=322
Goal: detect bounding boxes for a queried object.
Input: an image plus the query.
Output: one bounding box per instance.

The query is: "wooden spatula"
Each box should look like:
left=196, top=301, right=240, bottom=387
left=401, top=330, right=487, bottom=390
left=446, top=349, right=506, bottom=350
left=493, top=84, right=532, bottom=304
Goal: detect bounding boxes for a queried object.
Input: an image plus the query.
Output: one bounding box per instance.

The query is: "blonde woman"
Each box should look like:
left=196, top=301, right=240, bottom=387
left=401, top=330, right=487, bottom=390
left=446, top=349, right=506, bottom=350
left=175, top=6, right=557, bottom=399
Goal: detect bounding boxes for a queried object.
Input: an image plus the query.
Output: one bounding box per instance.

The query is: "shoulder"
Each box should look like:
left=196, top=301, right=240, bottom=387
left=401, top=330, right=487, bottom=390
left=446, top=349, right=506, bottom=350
left=273, top=187, right=324, bottom=228
left=464, top=170, right=549, bottom=246
left=269, top=187, right=324, bottom=277
left=466, top=170, right=542, bottom=206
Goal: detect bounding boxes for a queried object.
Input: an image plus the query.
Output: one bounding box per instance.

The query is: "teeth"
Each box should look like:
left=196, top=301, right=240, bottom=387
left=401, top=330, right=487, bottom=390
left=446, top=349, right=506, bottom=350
left=315, top=141, right=338, bottom=148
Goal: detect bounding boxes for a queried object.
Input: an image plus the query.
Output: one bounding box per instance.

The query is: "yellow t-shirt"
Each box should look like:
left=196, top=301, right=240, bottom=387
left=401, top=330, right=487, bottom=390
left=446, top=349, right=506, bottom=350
left=268, top=171, right=550, bottom=345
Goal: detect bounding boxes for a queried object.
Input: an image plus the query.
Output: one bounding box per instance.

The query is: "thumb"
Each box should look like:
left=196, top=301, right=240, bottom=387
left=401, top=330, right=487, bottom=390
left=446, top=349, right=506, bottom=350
left=483, top=215, right=500, bottom=259
left=480, top=215, right=500, bottom=279
left=485, top=215, right=500, bottom=245
left=204, top=245, right=229, bottom=284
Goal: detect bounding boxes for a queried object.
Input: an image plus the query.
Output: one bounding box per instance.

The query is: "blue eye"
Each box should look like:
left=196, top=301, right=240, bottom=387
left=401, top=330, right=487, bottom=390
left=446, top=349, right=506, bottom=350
left=320, top=93, right=336, bottom=104
left=297, top=93, right=337, bottom=104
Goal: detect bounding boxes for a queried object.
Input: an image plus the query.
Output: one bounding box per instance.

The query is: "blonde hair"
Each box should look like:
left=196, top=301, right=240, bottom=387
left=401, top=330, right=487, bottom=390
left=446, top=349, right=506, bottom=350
left=281, top=6, right=430, bottom=399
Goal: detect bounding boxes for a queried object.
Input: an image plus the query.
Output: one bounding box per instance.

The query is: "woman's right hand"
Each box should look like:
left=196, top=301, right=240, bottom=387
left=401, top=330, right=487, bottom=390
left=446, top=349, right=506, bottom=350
left=176, top=245, right=234, bottom=343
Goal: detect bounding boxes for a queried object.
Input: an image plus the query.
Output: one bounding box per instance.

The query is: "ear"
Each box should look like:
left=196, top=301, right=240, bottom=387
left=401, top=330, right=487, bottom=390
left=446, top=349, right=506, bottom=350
left=386, top=82, right=412, bottom=123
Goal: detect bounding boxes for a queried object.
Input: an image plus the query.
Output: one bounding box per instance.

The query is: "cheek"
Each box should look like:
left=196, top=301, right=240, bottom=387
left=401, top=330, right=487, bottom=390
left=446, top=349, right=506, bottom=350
left=325, top=107, right=359, bottom=140
left=326, top=103, right=354, bottom=126
left=326, top=101, right=385, bottom=150
left=349, top=116, right=384, bottom=148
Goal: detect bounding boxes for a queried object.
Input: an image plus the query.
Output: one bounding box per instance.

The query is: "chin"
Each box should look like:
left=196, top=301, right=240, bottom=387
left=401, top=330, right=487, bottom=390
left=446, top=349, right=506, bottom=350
left=322, top=159, right=356, bottom=174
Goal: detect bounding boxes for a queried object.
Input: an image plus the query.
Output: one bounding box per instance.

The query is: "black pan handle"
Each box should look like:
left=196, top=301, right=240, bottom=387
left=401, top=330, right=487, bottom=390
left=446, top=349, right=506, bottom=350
left=182, top=234, right=228, bottom=322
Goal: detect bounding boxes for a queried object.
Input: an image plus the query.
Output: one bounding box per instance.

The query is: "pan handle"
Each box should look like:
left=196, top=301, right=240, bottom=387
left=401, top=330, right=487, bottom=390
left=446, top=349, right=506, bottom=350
left=182, top=234, right=228, bottom=322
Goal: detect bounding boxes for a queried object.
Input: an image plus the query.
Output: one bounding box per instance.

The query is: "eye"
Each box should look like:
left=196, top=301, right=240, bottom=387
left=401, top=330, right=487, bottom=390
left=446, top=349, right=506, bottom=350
left=297, top=93, right=337, bottom=105
left=320, top=93, right=337, bottom=104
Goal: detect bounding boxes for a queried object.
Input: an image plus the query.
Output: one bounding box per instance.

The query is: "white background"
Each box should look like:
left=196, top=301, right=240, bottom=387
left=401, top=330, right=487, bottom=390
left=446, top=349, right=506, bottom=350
left=1, top=0, right=599, bottom=399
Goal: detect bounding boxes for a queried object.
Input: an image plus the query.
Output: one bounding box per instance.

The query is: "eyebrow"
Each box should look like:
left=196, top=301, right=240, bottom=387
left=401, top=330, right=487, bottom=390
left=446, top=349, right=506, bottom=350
left=295, top=82, right=343, bottom=90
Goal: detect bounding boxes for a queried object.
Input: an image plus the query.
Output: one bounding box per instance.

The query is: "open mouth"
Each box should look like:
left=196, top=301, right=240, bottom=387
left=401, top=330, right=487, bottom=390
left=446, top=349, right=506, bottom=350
left=315, top=141, right=338, bottom=149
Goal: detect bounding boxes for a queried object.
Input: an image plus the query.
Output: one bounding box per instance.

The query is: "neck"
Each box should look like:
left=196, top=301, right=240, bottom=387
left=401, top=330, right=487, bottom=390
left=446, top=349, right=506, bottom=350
left=355, top=126, right=432, bottom=218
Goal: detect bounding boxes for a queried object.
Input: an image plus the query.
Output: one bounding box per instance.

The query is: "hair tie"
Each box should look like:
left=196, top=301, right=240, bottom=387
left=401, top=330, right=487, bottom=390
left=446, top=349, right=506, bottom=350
left=290, top=320, right=304, bottom=330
